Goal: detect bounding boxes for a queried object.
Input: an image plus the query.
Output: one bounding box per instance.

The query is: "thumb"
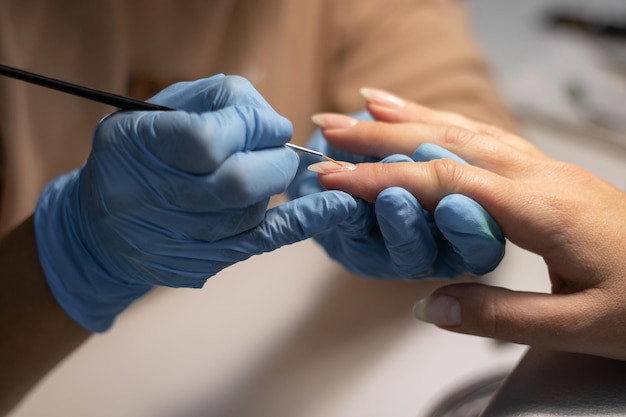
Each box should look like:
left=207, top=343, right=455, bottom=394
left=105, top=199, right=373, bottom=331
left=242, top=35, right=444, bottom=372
left=413, top=283, right=608, bottom=356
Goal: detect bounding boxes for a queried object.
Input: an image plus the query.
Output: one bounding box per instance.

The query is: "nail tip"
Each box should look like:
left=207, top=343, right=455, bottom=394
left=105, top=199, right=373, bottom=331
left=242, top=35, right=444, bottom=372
left=310, top=113, right=324, bottom=127
left=413, top=298, right=428, bottom=321
left=310, top=113, right=358, bottom=129
left=338, top=161, right=357, bottom=171
left=307, top=164, right=323, bottom=173
left=412, top=295, right=461, bottom=326
left=359, top=86, right=405, bottom=108
left=307, top=161, right=357, bottom=174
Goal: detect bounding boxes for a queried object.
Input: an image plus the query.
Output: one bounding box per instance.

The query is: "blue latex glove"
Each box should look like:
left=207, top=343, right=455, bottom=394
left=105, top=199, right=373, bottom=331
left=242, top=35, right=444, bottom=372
left=34, top=75, right=357, bottom=332
left=287, top=114, right=504, bottom=279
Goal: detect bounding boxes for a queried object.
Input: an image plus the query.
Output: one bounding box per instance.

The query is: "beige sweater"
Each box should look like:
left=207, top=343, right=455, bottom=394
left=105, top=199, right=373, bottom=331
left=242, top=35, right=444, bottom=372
left=0, top=0, right=514, bottom=235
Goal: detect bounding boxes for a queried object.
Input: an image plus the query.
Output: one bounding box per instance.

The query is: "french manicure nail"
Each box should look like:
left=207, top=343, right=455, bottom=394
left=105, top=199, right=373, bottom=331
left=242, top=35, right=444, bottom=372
left=307, top=161, right=357, bottom=174
left=311, top=113, right=358, bottom=129
left=413, top=295, right=461, bottom=326
left=360, top=87, right=405, bottom=108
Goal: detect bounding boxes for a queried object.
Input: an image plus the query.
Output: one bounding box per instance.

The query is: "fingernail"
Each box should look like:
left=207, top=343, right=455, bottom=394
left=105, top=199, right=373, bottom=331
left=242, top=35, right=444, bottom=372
left=413, top=295, right=461, bottom=326
left=307, top=161, right=357, bottom=174
left=360, top=87, right=405, bottom=108
left=311, top=113, right=358, bottom=129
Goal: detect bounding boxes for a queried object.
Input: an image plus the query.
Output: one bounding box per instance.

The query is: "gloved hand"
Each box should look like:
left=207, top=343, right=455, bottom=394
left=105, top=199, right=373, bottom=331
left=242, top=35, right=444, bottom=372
left=287, top=113, right=504, bottom=279
left=34, top=75, right=357, bottom=332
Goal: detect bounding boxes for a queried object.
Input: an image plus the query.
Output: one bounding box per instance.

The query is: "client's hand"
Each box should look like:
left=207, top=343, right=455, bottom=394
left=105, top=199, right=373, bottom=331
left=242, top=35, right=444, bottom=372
left=308, top=90, right=626, bottom=360
left=288, top=110, right=504, bottom=279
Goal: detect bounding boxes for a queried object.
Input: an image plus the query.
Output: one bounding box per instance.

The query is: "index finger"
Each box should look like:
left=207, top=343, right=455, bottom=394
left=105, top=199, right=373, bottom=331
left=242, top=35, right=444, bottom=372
left=314, top=160, right=513, bottom=214
left=322, top=121, right=541, bottom=177
left=101, top=105, right=292, bottom=175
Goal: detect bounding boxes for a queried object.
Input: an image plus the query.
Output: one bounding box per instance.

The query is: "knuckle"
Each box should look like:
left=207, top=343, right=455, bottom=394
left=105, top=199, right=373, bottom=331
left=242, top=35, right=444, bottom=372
left=475, top=289, right=502, bottom=337
left=185, top=118, right=228, bottom=170
left=429, top=157, right=463, bottom=188
left=439, top=125, right=477, bottom=149
left=223, top=75, right=253, bottom=92
left=221, top=175, right=256, bottom=207
left=213, top=76, right=264, bottom=110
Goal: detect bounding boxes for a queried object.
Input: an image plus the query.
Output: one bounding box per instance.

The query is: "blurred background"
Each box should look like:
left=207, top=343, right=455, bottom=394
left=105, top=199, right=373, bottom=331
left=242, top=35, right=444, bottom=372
left=471, top=0, right=626, bottom=147
left=9, top=1, right=626, bottom=416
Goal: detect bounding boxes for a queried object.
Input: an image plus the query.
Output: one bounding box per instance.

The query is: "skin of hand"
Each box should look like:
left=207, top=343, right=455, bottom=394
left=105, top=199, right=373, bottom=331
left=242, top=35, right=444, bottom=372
left=307, top=89, right=626, bottom=360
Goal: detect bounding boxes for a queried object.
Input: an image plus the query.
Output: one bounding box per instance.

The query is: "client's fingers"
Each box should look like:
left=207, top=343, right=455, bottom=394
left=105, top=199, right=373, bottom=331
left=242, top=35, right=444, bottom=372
left=312, top=160, right=512, bottom=212
left=360, top=87, right=497, bottom=133
left=414, top=283, right=626, bottom=360
left=358, top=87, right=542, bottom=155
left=315, top=119, right=544, bottom=174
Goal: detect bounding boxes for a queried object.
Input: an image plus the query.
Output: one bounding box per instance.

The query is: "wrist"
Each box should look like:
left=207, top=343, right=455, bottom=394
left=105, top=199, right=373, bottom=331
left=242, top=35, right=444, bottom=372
left=34, top=170, right=151, bottom=332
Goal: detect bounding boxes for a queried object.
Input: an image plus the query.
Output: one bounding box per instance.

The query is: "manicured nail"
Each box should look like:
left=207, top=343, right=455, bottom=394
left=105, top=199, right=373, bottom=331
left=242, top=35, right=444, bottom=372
left=360, top=87, right=405, bottom=108
left=413, top=295, right=461, bottom=326
left=311, top=113, right=358, bottom=129
left=307, top=161, right=357, bottom=174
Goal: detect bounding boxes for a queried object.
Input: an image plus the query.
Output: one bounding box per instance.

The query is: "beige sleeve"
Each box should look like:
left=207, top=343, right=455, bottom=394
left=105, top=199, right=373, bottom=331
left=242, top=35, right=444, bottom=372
left=326, top=0, right=517, bottom=131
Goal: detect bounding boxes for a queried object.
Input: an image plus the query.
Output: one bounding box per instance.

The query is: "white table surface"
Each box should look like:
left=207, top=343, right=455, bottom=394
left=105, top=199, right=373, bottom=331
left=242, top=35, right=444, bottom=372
left=11, top=234, right=531, bottom=417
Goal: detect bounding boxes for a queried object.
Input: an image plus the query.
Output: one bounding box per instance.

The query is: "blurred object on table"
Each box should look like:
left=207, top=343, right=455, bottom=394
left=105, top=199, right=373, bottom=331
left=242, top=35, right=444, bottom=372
left=502, top=5, right=626, bottom=139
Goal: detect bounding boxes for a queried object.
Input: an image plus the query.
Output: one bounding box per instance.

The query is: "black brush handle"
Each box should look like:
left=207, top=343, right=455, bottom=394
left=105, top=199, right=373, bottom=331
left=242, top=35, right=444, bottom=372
left=0, top=64, right=174, bottom=111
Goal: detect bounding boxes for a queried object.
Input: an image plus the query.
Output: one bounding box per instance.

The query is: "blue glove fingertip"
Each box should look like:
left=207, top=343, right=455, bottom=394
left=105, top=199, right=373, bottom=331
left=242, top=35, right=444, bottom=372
left=435, top=194, right=505, bottom=275
left=413, top=143, right=468, bottom=164
left=380, top=154, right=413, bottom=164
left=375, top=187, right=420, bottom=239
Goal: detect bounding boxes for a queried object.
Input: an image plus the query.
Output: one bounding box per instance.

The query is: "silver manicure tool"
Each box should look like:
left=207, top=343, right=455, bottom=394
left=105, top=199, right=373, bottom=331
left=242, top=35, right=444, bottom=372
left=283, top=143, right=344, bottom=166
